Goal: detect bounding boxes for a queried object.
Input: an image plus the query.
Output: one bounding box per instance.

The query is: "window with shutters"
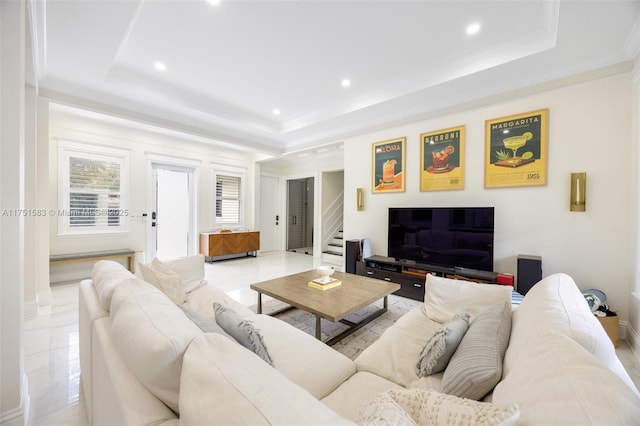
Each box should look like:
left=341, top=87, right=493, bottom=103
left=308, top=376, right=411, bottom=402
left=213, top=168, right=244, bottom=227
left=58, top=141, right=129, bottom=234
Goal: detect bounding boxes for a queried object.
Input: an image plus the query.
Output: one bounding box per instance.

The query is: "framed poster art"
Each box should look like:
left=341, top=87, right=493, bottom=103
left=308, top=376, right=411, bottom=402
left=420, top=126, right=464, bottom=191
left=372, top=137, right=405, bottom=193
left=485, top=108, right=548, bottom=188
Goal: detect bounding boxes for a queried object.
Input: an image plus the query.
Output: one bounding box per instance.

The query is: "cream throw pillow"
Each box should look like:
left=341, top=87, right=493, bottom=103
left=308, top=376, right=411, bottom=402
left=138, top=258, right=187, bottom=304
left=423, top=274, right=513, bottom=324
left=358, top=388, right=519, bottom=426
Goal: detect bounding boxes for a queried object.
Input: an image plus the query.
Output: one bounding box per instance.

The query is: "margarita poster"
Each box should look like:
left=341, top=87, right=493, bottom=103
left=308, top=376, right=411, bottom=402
left=485, top=109, right=548, bottom=188
left=420, top=126, right=464, bottom=191
left=372, top=137, right=405, bottom=193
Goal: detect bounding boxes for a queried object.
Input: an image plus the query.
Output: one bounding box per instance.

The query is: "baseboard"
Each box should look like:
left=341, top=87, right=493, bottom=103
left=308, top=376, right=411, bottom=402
left=37, top=287, right=51, bottom=306
left=24, top=298, right=39, bottom=319
left=0, top=373, right=29, bottom=426
left=622, top=320, right=640, bottom=365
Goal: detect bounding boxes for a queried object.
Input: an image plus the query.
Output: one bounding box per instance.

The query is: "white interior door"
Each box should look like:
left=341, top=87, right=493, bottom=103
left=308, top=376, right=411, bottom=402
left=149, top=164, right=195, bottom=261
left=260, top=175, right=280, bottom=252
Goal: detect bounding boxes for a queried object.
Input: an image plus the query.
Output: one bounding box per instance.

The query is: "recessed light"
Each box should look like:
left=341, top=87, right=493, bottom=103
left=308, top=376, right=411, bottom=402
left=154, top=62, right=166, bottom=71
left=341, top=79, right=351, bottom=88
left=272, top=109, right=281, bottom=116
left=207, top=0, right=221, bottom=6
left=466, top=22, right=480, bottom=35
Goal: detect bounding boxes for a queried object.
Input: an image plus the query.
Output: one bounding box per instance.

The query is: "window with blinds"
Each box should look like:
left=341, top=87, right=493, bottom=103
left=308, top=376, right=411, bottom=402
left=58, top=141, right=129, bottom=234
left=215, top=174, right=242, bottom=225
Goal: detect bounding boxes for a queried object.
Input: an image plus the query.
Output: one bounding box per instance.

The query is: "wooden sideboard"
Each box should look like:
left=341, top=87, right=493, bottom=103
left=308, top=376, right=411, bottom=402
left=199, top=231, right=260, bottom=259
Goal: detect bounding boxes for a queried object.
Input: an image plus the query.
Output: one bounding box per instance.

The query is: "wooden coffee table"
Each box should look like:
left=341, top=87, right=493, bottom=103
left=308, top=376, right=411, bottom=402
left=250, top=270, right=400, bottom=345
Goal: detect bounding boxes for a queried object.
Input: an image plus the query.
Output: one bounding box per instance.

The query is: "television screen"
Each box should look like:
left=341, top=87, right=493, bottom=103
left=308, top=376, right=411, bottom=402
left=388, top=207, right=494, bottom=272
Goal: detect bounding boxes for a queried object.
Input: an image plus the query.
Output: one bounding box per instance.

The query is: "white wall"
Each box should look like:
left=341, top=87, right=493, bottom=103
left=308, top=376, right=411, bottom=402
left=48, top=111, right=258, bottom=282
left=344, top=72, right=635, bottom=323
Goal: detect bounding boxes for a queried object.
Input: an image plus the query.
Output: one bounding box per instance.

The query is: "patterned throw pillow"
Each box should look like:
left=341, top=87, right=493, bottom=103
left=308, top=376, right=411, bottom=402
left=416, top=312, right=470, bottom=377
left=358, top=388, right=519, bottom=426
left=213, top=302, right=273, bottom=365
left=441, top=300, right=512, bottom=400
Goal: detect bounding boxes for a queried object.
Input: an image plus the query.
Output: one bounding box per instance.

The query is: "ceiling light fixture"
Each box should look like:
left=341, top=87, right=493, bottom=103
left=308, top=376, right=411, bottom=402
left=154, top=62, right=166, bottom=71
left=341, top=79, right=351, bottom=88
left=466, top=22, right=480, bottom=35
left=273, top=109, right=281, bottom=116
left=207, top=0, right=221, bottom=6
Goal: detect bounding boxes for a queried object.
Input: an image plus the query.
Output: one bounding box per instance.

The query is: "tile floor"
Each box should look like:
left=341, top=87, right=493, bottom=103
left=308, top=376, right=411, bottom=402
left=24, top=251, right=640, bottom=425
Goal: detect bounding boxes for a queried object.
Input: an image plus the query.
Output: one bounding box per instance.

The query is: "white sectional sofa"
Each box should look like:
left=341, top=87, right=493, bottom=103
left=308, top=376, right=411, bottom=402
left=79, top=256, right=640, bottom=425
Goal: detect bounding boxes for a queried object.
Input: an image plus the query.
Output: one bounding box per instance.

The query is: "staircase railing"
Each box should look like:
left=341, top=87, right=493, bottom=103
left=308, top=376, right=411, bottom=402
left=322, top=190, right=344, bottom=252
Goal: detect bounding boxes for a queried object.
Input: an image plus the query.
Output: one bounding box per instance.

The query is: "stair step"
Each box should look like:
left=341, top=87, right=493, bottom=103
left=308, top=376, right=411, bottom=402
left=328, top=243, right=343, bottom=248
left=322, top=250, right=343, bottom=256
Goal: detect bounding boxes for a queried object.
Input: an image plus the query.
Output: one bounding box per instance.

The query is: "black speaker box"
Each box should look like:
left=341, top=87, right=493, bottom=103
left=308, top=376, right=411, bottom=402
left=345, top=239, right=361, bottom=274
left=517, top=255, right=542, bottom=295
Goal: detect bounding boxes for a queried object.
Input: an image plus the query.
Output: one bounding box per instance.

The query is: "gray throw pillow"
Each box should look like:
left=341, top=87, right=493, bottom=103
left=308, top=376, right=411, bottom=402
left=213, top=302, right=273, bottom=365
left=416, top=312, right=470, bottom=377
left=441, top=300, right=512, bottom=400
left=178, top=304, right=233, bottom=339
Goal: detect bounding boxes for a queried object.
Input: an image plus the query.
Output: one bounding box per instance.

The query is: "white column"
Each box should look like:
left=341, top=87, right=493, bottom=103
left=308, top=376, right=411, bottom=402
left=0, top=0, right=28, bottom=424
left=36, top=98, right=51, bottom=306
left=24, top=84, right=38, bottom=318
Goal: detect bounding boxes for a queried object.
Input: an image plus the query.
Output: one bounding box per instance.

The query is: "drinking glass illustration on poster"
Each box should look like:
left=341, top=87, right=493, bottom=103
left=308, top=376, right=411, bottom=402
left=372, top=137, right=405, bottom=193
left=420, top=126, right=464, bottom=191
left=485, top=109, right=548, bottom=188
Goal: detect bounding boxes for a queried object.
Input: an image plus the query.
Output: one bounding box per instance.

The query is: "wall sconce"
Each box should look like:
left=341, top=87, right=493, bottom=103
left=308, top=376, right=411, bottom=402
left=356, top=188, right=364, bottom=211
left=570, top=172, right=586, bottom=212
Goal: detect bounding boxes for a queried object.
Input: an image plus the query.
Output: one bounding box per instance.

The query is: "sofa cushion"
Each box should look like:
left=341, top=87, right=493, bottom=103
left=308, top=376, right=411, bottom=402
left=322, top=372, right=403, bottom=422
left=138, top=259, right=187, bottom=305
left=179, top=333, right=355, bottom=426
left=248, top=314, right=357, bottom=399
left=183, top=282, right=255, bottom=319
left=91, top=260, right=136, bottom=311
left=441, top=300, right=511, bottom=400
left=356, top=305, right=442, bottom=388
left=110, top=278, right=202, bottom=414
left=177, top=304, right=232, bottom=338
left=493, top=329, right=640, bottom=425
left=416, top=312, right=470, bottom=377
left=503, top=273, right=639, bottom=395
left=358, top=388, right=519, bottom=426
left=213, top=302, right=272, bottom=365
left=423, top=274, right=513, bottom=324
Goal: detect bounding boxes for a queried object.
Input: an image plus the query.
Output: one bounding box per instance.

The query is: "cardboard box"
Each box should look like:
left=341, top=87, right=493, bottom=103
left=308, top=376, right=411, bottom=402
left=597, top=315, right=619, bottom=348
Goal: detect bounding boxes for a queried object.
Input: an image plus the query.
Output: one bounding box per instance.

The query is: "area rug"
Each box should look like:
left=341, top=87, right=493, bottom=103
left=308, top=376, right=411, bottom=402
left=252, top=295, right=421, bottom=360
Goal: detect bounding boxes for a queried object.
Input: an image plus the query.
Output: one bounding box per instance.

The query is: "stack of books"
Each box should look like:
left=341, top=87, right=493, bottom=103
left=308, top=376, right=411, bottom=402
left=308, top=277, right=342, bottom=290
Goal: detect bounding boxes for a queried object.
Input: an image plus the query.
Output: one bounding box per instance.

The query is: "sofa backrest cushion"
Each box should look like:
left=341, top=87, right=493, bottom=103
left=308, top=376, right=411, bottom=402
left=505, top=273, right=615, bottom=376
left=423, top=274, right=513, bottom=324
left=92, top=260, right=136, bottom=311
left=110, top=278, right=202, bottom=414
left=179, top=333, right=355, bottom=426
left=493, top=329, right=640, bottom=425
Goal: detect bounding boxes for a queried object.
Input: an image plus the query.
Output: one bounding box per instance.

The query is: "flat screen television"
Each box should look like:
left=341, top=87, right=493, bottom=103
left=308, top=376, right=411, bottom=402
left=388, top=207, right=494, bottom=272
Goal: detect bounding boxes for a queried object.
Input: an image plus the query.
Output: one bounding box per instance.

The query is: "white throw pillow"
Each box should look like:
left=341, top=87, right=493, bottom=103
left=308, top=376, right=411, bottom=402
left=493, top=329, right=640, bottom=425
left=138, top=258, right=187, bottom=305
left=423, top=274, right=513, bottom=323
left=358, top=388, right=519, bottom=426
left=164, top=254, right=206, bottom=293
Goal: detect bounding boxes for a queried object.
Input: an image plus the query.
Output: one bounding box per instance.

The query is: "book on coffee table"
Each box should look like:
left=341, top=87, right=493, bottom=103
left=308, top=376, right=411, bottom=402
left=308, top=278, right=342, bottom=290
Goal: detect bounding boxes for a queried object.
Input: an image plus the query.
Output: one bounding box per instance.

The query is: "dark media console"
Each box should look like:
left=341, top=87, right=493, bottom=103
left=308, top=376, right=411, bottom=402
left=356, top=255, right=498, bottom=301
